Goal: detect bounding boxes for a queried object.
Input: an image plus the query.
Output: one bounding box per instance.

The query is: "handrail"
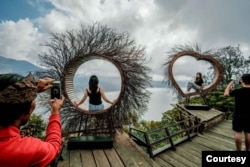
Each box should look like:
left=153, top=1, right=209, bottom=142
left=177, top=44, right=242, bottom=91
left=128, top=112, right=201, bottom=158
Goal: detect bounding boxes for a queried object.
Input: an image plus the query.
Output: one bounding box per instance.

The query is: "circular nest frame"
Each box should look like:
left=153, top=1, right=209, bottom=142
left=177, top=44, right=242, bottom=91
left=63, top=53, right=124, bottom=115
left=38, top=24, right=152, bottom=132
left=164, top=50, right=223, bottom=97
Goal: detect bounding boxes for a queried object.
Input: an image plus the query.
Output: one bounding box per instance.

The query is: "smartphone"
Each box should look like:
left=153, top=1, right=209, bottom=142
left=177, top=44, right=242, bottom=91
left=51, top=81, right=61, bottom=99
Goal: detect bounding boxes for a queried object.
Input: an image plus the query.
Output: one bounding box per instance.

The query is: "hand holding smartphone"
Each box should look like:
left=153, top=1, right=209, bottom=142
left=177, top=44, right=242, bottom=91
left=51, top=81, right=61, bottom=99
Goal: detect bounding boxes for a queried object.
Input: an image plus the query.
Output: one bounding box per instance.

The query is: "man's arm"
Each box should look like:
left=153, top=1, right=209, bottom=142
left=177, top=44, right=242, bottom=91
left=30, top=96, right=65, bottom=167
left=224, top=81, right=235, bottom=96
left=29, top=114, right=62, bottom=167
left=37, top=77, right=55, bottom=93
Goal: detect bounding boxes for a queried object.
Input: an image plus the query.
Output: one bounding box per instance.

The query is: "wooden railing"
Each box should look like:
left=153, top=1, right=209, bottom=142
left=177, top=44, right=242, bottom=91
left=128, top=114, right=201, bottom=158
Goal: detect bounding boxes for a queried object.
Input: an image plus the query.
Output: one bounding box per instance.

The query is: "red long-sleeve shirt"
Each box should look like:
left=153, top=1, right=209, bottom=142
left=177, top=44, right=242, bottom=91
left=0, top=114, right=62, bottom=167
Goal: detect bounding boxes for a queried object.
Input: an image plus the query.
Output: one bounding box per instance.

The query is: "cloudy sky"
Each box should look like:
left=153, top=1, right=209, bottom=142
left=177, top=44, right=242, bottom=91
left=1, top=0, right=250, bottom=120
left=1, top=0, right=250, bottom=81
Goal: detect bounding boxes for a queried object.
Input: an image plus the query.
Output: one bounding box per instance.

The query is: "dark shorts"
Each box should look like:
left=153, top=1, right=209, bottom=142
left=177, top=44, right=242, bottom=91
left=232, top=114, right=250, bottom=132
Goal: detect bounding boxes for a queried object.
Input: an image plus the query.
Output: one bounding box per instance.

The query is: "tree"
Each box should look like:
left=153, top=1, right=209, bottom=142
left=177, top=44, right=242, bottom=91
left=207, top=87, right=235, bottom=112
left=21, top=114, right=46, bottom=139
left=213, top=45, right=250, bottom=86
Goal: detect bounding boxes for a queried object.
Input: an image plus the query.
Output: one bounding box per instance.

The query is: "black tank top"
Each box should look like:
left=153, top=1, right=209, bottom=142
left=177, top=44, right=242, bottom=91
left=87, top=88, right=102, bottom=105
left=195, top=79, right=204, bottom=86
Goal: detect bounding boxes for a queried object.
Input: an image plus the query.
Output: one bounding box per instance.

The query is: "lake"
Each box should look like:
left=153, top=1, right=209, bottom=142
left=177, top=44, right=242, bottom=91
left=35, top=88, right=178, bottom=122
left=142, top=88, right=178, bottom=121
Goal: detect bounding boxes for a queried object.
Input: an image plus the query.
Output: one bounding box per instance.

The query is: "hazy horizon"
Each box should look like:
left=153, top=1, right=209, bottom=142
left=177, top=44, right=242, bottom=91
left=35, top=87, right=178, bottom=122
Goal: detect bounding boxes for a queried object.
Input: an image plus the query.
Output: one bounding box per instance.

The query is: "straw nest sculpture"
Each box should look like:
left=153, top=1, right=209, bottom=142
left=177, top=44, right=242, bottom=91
left=38, top=24, right=151, bottom=135
left=163, top=45, right=223, bottom=98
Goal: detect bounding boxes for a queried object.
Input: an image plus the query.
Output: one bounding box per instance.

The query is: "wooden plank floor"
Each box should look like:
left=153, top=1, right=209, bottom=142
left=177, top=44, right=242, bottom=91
left=58, top=131, right=160, bottom=167
left=189, top=108, right=223, bottom=121
left=154, top=119, right=236, bottom=166
left=176, top=104, right=225, bottom=123
left=58, top=119, right=235, bottom=167
left=175, top=104, right=225, bottom=129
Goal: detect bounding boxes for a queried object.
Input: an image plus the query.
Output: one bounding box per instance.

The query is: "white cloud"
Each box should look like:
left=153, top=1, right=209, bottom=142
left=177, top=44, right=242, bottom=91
left=0, top=0, right=249, bottom=79
left=75, top=59, right=121, bottom=78
left=0, top=19, right=46, bottom=65
left=1, top=0, right=250, bottom=121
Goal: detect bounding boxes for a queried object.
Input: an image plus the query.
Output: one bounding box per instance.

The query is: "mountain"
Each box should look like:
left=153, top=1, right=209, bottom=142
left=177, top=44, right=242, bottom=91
left=0, top=56, right=43, bottom=76
left=74, top=74, right=124, bottom=92
left=0, top=56, right=170, bottom=90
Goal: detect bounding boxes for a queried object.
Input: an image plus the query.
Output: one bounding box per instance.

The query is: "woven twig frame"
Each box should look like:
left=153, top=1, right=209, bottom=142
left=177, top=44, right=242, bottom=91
left=38, top=24, right=152, bottom=133
left=163, top=45, right=223, bottom=97
left=63, top=53, right=124, bottom=114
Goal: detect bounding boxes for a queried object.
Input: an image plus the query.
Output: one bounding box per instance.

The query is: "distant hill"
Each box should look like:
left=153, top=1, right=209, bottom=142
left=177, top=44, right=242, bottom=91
left=0, top=56, right=170, bottom=89
left=73, top=74, right=170, bottom=92
left=0, top=56, right=43, bottom=76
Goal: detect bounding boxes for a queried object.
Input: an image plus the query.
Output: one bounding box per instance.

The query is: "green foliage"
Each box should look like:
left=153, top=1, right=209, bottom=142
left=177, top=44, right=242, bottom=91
left=162, top=108, right=181, bottom=121
left=135, top=120, right=163, bottom=131
left=130, top=108, right=191, bottom=151
left=128, top=111, right=140, bottom=127
left=21, top=114, right=46, bottom=139
left=207, top=87, right=234, bottom=112
left=177, top=87, right=235, bottom=113
left=212, top=45, right=250, bottom=86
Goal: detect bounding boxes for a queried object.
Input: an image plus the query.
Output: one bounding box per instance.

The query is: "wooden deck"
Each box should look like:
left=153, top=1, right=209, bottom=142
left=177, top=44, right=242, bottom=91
left=154, top=119, right=235, bottom=166
left=175, top=104, right=225, bottom=129
left=58, top=119, right=235, bottom=167
left=58, top=131, right=160, bottom=167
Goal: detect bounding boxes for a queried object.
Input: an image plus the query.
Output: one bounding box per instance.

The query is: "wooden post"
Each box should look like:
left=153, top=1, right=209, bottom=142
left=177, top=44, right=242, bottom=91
left=144, top=132, right=154, bottom=158
left=201, top=93, right=210, bottom=107
left=165, top=127, right=176, bottom=151
left=77, top=114, right=83, bottom=137
left=185, top=97, right=190, bottom=105
left=184, top=118, right=191, bottom=141
left=194, top=117, right=203, bottom=134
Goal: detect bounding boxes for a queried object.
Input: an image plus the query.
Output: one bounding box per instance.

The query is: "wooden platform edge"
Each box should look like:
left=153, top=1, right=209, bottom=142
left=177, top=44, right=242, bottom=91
left=115, top=131, right=161, bottom=167
left=202, top=112, right=226, bottom=130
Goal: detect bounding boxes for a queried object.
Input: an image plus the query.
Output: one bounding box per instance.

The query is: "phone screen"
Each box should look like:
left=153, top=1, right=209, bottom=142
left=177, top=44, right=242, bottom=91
left=51, top=81, right=61, bottom=99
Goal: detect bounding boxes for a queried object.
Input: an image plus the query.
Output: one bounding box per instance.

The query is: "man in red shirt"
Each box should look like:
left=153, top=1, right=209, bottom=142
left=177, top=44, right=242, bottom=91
left=0, top=73, right=65, bottom=167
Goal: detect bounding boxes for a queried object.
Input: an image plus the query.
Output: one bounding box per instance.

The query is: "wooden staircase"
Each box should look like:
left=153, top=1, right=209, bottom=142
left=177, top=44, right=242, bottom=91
left=174, top=104, right=225, bottom=130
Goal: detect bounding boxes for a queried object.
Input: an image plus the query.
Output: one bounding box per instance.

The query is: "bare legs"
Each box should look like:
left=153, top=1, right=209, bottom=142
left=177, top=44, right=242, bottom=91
left=245, top=132, right=250, bottom=151
left=234, top=132, right=250, bottom=151
left=235, top=132, right=242, bottom=151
